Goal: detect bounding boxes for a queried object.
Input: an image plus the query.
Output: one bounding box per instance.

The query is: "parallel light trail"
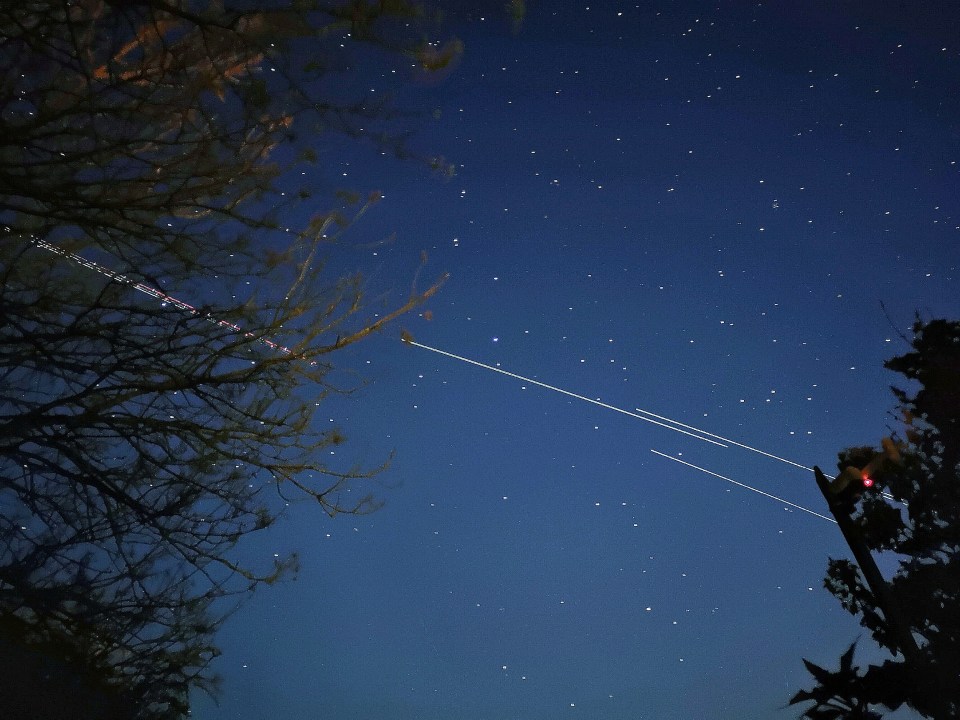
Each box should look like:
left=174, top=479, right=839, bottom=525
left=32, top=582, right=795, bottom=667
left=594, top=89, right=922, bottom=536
left=405, top=340, right=728, bottom=448
left=649, top=450, right=836, bottom=523
left=630, top=407, right=813, bottom=472
left=407, top=339, right=819, bottom=469
left=407, top=339, right=839, bottom=521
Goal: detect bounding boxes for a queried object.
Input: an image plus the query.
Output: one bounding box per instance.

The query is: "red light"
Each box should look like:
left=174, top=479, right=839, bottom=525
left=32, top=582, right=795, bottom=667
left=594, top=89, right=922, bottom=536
left=862, top=476, right=875, bottom=488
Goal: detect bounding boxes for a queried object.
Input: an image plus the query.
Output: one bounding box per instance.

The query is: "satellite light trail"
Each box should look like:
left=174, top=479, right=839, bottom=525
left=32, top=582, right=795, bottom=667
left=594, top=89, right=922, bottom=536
left=403, top=339, right=728, bottom=448
left=649, top=450, right=836, bottom=523
left=631, top=407, right=813, bottom=472
left=405, top=338, right=845, bottom=520
left=404, top=339, right=825, bottom=469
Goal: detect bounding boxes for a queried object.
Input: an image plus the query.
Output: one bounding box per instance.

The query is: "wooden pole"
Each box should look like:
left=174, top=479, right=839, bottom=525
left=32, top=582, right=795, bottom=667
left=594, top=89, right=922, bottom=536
left=813, top=466, right=921, bottom=663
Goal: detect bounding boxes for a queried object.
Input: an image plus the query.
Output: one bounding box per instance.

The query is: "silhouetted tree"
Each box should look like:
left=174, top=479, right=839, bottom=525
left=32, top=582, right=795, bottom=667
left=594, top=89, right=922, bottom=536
left=791, top=318, right=960, bottom=719
left=0, top=2, right=451, bottom=717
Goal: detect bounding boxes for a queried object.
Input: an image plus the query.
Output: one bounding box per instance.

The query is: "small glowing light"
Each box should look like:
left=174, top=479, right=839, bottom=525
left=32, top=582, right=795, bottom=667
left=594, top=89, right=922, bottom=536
left=862, top=476, right=875, bottom=488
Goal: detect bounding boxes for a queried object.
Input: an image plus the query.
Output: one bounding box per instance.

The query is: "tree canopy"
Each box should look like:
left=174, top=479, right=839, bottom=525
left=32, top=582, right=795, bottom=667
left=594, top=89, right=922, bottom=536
left=791, top=318, right=960, bottom=719
left=0, top=1, right=450, bottom=717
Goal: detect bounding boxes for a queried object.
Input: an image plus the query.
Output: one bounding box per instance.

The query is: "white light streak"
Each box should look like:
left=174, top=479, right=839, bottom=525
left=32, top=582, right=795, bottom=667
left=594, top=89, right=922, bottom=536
left=406, top=340, right=728, bottom=448
left=633, top=406, right=814, bottom=471
left=650, top=450, right=836, bottom=523
left=406, top=339, right=844, bottom=521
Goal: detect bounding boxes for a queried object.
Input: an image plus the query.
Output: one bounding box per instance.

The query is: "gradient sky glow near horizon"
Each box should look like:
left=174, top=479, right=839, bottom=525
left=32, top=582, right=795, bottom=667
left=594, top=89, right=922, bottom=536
left=192, top=3, right=959, bottom=719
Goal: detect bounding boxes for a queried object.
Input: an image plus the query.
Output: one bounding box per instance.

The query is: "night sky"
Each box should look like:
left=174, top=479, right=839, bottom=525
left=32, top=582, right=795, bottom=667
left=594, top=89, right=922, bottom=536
left=192, top=3, right=959, bottom=719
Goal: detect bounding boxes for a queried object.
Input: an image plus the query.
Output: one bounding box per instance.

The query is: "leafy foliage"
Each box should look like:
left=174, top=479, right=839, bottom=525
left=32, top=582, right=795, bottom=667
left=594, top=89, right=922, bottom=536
left=792, top=319, right=960, bottom=719
left=789, top=642, right=888, bottom=720
left=0, top=1, right=450, bottom=717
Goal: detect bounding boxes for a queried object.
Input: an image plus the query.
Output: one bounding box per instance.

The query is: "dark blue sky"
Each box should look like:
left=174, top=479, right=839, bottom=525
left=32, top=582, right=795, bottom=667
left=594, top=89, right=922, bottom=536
left=193, top=3, right=959, bottom=719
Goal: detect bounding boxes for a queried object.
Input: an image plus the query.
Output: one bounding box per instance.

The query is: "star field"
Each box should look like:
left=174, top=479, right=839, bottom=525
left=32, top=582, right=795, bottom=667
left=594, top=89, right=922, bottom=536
left=193, top=4, right=959, bottom=719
